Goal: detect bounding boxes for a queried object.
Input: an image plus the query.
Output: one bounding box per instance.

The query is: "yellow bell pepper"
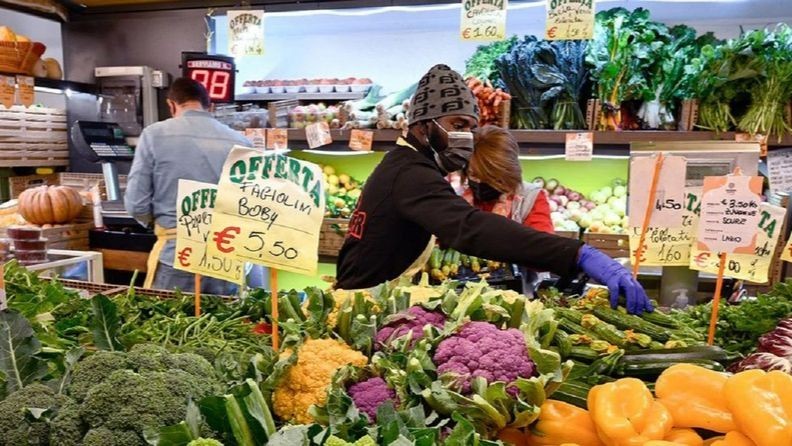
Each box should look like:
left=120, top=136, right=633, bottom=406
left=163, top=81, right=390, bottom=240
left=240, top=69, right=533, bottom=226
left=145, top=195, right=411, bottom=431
left=588, top=378, right=673, bottom=446
left=655, top=364, right=736, bottom=433
left=527, top=400, right=604, bottom=446
left=663, top=428, right=703, bottom=446
left=724, top=370, right=792, bottom=446
left=707, top=432, right=756, bottom=446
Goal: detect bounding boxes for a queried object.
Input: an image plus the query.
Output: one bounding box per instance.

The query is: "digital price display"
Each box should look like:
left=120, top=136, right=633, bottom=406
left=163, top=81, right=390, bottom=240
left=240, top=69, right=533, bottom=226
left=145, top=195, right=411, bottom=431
left=181, top=52, right=236, bottom=103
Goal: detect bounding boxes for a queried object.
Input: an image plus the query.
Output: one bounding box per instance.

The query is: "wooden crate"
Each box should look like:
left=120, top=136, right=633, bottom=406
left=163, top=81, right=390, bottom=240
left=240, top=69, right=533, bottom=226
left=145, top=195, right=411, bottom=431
left=583, top=232, right=630, bottom=258
left=0, top=106, right=68, bottom=167
left=9, top=173, right=59, bottom=198
left=679, top=99, right=699, bottom=132
left=556, top=230, right=581, bottom=240
left=319, top=217, right=348, bottom=257
left=268, top=99, right=299, bottom=128
left=585, top=99, right=602, bottom=131
left=497, top=99, right=511, bottom=129
left=1, top=222, right=92, bottom=250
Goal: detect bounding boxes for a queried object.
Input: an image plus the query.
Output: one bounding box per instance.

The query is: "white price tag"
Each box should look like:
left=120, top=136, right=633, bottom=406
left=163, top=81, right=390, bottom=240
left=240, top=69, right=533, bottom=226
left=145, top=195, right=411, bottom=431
left=565, top=132, right=593, bottom=161
left=628, top=155, right=687, bottom=229
left=767, top=148, right=792, bottom=193
left=696, top=175, right=763, bottom=254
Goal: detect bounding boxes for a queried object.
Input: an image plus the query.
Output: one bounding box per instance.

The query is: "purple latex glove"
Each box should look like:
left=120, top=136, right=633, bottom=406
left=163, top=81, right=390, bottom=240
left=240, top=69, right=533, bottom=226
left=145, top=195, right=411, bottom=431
left=577, top=244, right=653, bottom=315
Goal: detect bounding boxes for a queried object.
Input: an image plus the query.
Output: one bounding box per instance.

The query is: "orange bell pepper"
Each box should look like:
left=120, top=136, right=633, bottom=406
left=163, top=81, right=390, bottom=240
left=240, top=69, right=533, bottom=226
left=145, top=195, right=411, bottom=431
left=588, top=378, right=673, bottom=446
left=655, top=364, right=736, bottom=433
left=643, top=442, right=687, bottom=446
left=499, top=427, right=529, bottom=446
left=663, top=428, right=704, bottom=446
left=527, top=400, right=603, bottom=446
left=707, top=432, right=756, bottom=446
left=724, top=370, right=792, bottom=446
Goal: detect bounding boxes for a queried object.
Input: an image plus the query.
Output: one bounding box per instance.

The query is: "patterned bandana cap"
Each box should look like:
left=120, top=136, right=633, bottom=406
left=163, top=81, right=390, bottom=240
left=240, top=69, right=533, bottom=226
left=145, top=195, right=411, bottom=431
left=408, top=64, right=479, bottom=125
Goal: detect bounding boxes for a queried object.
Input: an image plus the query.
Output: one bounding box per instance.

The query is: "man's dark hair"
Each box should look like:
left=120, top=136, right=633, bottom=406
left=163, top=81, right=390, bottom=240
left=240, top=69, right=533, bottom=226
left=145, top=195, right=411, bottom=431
left=167, top=77, right=210, bottom=109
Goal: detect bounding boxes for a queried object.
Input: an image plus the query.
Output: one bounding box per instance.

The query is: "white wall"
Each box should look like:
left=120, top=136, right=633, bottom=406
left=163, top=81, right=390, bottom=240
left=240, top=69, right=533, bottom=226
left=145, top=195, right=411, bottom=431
left=212, top=0, right=792, bottom=93
left=0, top=7, right=65, bottom=107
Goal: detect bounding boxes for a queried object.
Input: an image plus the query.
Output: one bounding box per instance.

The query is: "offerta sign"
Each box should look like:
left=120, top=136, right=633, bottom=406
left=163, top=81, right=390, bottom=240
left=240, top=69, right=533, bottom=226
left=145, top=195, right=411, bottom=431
left=174, top=180, right=244, bottom=284
left=208, top=147, right=325, bottom=275
left=545, top=0, right=595, bottom=40
left=460, top=0, right=508, bottom=41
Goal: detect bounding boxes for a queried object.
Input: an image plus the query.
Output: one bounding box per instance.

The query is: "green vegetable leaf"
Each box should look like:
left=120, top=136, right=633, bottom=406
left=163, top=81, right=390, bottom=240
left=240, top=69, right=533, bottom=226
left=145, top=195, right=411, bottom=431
left=90, top=295, right=122, bottom=351
left=0, top=310, right=48, bottom=392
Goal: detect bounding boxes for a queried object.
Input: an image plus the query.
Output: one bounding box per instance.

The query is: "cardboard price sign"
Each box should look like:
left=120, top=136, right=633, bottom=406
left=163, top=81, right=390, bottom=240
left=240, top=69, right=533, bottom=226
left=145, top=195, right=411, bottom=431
left=629, top=187, right=701, bottom=266
left=545, top=0, right=595, bottom=40
left=629, top=155, right=687, bottom=229
left=228, top=10, right=265, bottom=56
left=782, top=238, right=792, bottom=264
left=460, top=0, right=508, bottom=41
left=696, top=175, right=763, bottom=254
left=208, top=147, right=325, bottom=275
left=690, top=203, right=785, bottom=283
left=174, top=180, right=245, bottom=283
left=349, top=129, right=374, bottom=151
left=245, top=129, right=266, bottom=150
left=305, top=122, right=332, bottom=149
left=565, top=132, right=593, bottom=161
left=0, top=75, right=14, bottom=108
left=767, top=148, right=792, bottom=193
left=266, top=128, right=288, bottom=150
left=16, top=75, right=34, bottom=107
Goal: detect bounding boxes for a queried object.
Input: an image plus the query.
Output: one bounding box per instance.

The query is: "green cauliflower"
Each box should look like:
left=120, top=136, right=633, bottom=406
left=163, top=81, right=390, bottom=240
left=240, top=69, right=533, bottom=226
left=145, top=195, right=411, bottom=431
left=50, top=344, right=223, bottom=446
left=325, top=435, right=377, bottom=446
left=187, top=439, right=224, bottom=446
left=0, top=384, right=68, bottom=446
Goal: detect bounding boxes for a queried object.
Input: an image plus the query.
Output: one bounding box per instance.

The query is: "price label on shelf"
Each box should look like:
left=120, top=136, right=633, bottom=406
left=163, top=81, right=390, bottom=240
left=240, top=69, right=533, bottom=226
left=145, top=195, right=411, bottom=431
left=735, top=133, right=768, bottom=157
left=767, top=148, right=792, bottom=193
left=691, top=202, right=785, bottom=283
left=565, top=132, right=593, bottom=161
left=628, top=155, right=687, bottom=229
left=545, top=0, right=594, bottom=40
left=0, top=263, right=6, bottom=311
left=266, top=128, right=288, bottom=150
left=696, top=174, right=763, bottom=254
left=174, top=179, right=244, bottom=283
left=0, top=75, right=14, bottom=108
left=16, top=75, right=34, bottom=107
left=629, top=187, right=701, bottom=266
left=245, top=128, right=266, bottom=150
left=349, top=129, right=374, bottom=151
left=782, top=238, right=792, bottom=264
left=460, top=0, right=508, bottom=41
left=305, top=122, right=332, bottom=149
left=208, top=147, right=325, bottom=275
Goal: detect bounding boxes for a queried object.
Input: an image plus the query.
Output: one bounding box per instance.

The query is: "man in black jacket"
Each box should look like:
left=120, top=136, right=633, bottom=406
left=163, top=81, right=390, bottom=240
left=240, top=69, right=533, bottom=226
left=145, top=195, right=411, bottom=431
left=336, top=65, right=652, bottom=314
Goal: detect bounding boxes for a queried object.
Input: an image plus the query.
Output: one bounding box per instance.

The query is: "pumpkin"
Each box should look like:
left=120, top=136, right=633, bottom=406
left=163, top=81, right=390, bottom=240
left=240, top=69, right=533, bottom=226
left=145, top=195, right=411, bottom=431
left=18, top=185, right=83, bottom=225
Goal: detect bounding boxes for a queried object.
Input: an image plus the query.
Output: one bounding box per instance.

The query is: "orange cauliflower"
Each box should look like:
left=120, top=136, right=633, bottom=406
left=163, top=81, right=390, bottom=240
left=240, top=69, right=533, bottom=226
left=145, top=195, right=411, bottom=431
left=273, top=338, right=367, bottom=424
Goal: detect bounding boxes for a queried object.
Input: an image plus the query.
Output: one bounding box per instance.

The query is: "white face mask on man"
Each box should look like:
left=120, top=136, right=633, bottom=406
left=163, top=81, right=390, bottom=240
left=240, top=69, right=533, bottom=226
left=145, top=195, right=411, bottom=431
left=427, top=119, right=475, bottom=174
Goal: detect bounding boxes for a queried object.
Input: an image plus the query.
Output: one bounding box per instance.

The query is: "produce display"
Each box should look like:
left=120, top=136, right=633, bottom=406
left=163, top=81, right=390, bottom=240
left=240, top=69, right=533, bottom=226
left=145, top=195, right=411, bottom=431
left=339, top=84, right=416, bottom=130
left=0, top=25, right=62, bottom=79
left=290, top=103, right=342, bottom=129
left=424, top=247, right=510, bottom=283
left=2, top=260, right=792, bottom=445
left=466, top=77, right=511, bottom=126
left=241, top=77, right=373, bottom=94
left=322, top=165, right=362, bottom=218
left=533, top=177, right=628, bottom=235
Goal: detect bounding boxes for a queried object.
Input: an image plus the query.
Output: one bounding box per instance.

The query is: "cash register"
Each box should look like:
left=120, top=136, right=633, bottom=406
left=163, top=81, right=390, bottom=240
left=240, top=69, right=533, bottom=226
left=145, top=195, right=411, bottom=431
left=70, top=121, right=155, bottom=284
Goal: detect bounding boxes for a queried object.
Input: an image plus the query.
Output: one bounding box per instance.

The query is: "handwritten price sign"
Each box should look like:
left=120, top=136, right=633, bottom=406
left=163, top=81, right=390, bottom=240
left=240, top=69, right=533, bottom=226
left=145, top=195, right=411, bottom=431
left=629, top=187, right=701, bottom=266
left=460, top=0, right=508, bottom=41
left=696, top=175, right=763, bottom=254
left=545, top=0, right=594, bottom=40
left=208, top=147, right=325, bottom=275
left=174, top=180, right=244, bottom=283
left=0, top=75, right=14, bottom=109
left=781, top=237, right=792, bottom=264
left=690, top=203, right=786, bottom=283
left=629, top=155, right=687, bottom=229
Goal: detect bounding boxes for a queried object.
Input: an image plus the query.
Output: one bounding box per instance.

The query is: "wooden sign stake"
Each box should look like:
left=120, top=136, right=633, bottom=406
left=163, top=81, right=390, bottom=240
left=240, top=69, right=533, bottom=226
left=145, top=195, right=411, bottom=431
left=270, top=269, right=279, bottom=351
left=194, top=274, right=202, bottom=317
left=707, top=252, right=728, bottom=345
left=632, top=152, right=665, bottom=279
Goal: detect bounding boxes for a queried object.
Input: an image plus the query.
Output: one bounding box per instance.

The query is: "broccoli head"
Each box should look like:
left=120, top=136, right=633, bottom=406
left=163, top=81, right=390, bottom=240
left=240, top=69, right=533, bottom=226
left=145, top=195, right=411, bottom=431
left=52, top=343, right=223, bottom=445
left=374, top=306, right=446, bottom=350
left=433, top=321, right=536, bottom=395
left=347, top=377, right=398, bottom=422
left=0, top=383, right=69, bottom=446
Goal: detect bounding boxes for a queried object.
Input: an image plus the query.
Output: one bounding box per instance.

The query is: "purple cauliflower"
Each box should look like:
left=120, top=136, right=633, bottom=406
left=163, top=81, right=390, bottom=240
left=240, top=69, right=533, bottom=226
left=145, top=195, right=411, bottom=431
left=374, top=306, right=446, bottom=350
left=348, top=377, right=398, bottom=421
left=433, top=321, right=536, bottom=395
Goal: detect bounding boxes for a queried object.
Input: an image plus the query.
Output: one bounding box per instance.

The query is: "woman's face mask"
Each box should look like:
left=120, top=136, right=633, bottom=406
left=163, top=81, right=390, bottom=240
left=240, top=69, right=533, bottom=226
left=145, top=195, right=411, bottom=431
left=469, top=180, right=502, bottom=202
left=426, top=119, right=475, bottom=174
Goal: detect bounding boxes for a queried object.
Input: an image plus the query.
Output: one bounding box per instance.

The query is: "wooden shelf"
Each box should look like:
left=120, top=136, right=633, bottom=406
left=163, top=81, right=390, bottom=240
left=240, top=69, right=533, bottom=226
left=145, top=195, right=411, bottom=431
left=236, top=92, right=366, bottom=102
